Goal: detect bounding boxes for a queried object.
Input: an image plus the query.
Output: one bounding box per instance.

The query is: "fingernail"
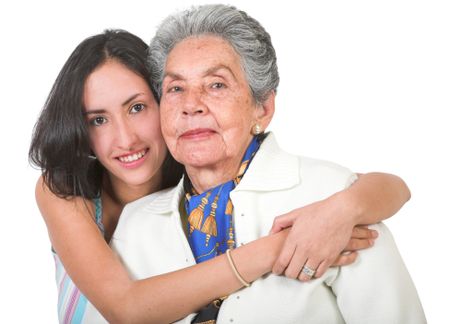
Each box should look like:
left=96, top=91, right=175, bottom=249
left=371, top=230, right=378, bottom=238
left=369, top=239, right=374, bottom=245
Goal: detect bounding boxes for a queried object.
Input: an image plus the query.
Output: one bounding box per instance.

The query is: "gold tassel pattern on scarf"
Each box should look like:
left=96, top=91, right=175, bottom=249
left=201, top=195, right=219, bottom=246
left=188, top=192, right=210, bottom=234
left=237, top=161, right=248, bottom=180
left=227, top=217, right=235, bottom=250
left=225, top=200, right=233, bottom=215
left=225, top=201, right=235, bottom=249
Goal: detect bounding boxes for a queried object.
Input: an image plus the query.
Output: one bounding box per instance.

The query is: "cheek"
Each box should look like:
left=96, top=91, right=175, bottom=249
left=159, top=106, right=174, bottom=134
left=159, top=119, right=178, bottom=158
left=160, top=112, right=178, bottom=149
left=161, top=130, right=176, bottom=156
left=214, top=92, right=256, bottom=128
left=219, top=108, right=254, bottom=133
left=88, top=130, right=110, bottom=159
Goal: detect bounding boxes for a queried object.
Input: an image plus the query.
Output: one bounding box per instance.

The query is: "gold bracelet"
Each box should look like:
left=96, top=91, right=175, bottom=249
left=226, top=249, right=251, bottom=287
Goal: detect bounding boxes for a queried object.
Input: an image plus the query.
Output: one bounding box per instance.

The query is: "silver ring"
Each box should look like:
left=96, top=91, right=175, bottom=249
left=302, top=265, right=316, bottom=277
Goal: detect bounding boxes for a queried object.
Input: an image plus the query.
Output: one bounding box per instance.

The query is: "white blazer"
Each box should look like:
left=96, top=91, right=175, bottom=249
left=111, top=133, right=426, bottom=324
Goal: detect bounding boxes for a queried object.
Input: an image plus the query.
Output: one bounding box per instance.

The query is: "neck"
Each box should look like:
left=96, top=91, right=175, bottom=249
left=186, top=137, right=252, bottom=193
left=104, top=171, right=162, bottom=207
left=186, top=162, right=240, bottom=194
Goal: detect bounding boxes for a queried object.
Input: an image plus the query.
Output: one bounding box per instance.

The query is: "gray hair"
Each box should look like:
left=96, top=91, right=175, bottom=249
left=148, top=4, right=279, bottom=104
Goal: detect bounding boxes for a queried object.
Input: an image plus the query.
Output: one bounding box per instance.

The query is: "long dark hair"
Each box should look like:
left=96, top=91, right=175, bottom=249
left=29, top=29, right=183, bottom=199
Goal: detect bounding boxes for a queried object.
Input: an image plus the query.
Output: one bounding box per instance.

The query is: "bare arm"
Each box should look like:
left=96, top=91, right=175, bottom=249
left=338, top=172, right=410, bottom=225
left=270, top=172, right=410, bottom=280
left=36, top=177, right=287, bottom=324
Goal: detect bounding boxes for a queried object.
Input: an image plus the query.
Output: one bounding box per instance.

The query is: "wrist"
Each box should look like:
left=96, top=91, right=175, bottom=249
left=236, top=232, right=285, bottom=277
left=330, top=189, right=363, bottom=226
left=266, top=229, right=289, bottom=269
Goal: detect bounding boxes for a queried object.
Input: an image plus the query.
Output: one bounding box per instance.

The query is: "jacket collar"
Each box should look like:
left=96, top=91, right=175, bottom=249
left=233, top=132, right=301, bottom=192
left=142, top=179, right=184, bottom=215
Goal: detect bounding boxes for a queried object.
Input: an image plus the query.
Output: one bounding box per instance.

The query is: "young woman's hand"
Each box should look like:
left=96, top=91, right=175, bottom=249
left=269, top=196, right=378, bottom=281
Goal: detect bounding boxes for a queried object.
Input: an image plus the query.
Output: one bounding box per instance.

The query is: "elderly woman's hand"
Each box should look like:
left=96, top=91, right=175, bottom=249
left=269, top=195, right=378, bottom=281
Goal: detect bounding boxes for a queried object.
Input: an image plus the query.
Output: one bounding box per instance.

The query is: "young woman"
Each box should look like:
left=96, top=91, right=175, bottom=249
left=29, top=30, right=410, bottom=323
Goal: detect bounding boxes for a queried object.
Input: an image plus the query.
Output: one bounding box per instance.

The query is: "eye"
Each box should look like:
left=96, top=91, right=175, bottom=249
left=130, top=103, right=145, bottom=114
left=211, top=82, right=225, bottom=89
left=89, top=116, right=107, bottom=126
left=167, top=85, right=182, bottom=93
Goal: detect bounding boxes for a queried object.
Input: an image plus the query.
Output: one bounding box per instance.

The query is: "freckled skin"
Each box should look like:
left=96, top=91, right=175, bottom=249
left=160, top=36, right=273, bottom=189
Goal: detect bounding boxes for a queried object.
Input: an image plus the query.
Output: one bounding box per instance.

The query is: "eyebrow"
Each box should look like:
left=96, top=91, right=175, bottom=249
left=83, top=93, right=144, bottom=115
left=203, top=65, right=237, bottom=80
left=121, top=93, right=144, bottom=107
left=163, top=65, right=237, bottom=81
left=163, top=71, right=184, bottom=81
left=83, top=109, right=105, bottom=116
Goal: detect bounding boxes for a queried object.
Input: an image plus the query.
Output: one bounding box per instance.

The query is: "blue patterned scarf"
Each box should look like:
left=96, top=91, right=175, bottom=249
left=184, top=135, right=261, bottom=263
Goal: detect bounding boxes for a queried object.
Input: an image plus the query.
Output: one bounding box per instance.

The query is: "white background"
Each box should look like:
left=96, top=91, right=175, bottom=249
left=1, top=0, right=448, bottom=322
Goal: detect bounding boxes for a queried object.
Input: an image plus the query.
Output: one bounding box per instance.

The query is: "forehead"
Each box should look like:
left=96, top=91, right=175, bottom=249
left=165, top=35, right=244, bottom=77
left=86, top=60, right=146, bottom=90
left=84, top=60, right=151, bottom=105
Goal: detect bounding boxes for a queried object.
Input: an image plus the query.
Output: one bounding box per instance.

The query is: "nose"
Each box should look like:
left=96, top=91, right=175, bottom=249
left=182, top=88, right=208, bottom=116
left=115, top=118, right=138, bottom=150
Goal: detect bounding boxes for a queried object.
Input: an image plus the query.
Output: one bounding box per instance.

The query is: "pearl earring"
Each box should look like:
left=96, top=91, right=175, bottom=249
left=251, top=123, right=262, bottom=135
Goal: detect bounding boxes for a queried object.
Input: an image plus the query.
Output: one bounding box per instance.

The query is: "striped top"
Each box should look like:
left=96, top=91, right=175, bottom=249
left=53, top=197, right=107, bottom=323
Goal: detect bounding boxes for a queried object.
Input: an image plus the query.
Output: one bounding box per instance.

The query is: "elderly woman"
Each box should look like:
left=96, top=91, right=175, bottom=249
left=112, top=4, right=425, bottom=323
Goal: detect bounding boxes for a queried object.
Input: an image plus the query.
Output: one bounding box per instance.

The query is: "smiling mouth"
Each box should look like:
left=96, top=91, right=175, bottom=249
left=116, top=149, right=148, bottom=163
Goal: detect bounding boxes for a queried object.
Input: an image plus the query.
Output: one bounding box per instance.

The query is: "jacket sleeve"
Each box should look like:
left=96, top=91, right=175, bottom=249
left=328, top=222, right=426, bottom=324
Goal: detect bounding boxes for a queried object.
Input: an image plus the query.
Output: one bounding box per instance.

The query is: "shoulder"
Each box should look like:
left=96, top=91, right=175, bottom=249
left=299, top=156, right=356, bottom=186
left=294, top=156, right=358, bottom=195
left=242, top=133, right=357, bottom=193
left=263, top=133, right=357, bottom=189
left=35, top=175, right=48, bottom=204
left=35, top=175, right=95, bottom=222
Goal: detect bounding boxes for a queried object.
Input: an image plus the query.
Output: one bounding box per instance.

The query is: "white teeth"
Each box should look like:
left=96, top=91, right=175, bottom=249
left=118, top=150, right=146, bottom=163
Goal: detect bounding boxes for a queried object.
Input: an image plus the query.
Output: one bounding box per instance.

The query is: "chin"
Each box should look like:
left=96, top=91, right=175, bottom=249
left=172, top=135, right=233, bottom=168
left=113, top=168, right=158, bottom=186
left=180, top=154, right=222, bottom=169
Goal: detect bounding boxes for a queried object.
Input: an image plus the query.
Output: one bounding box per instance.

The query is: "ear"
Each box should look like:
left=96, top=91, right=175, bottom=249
left=254, top=90, right=275, bottom=131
